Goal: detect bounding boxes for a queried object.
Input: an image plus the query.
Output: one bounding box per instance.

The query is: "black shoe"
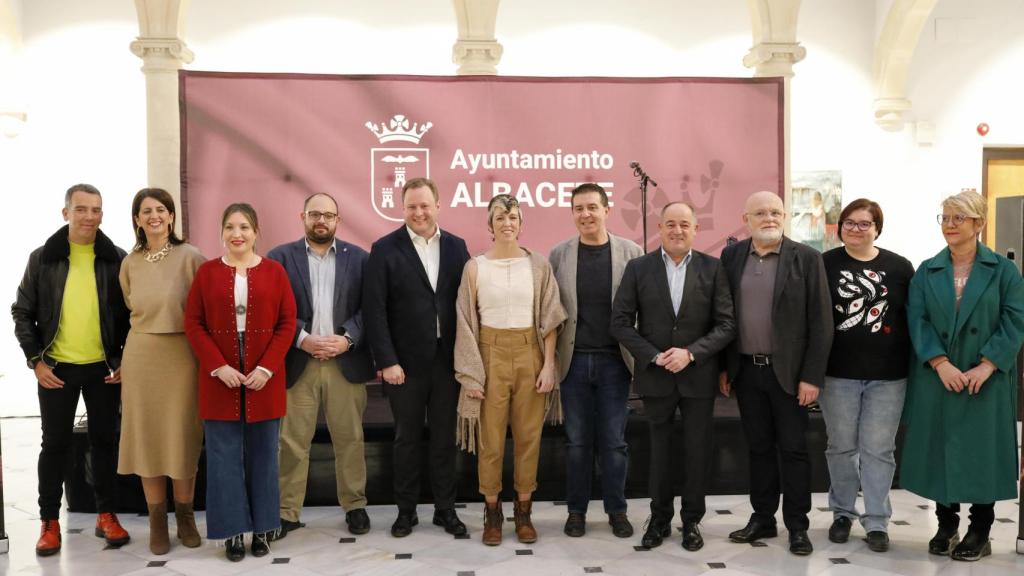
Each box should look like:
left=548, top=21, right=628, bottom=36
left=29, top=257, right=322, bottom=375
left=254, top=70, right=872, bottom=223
left=564, top=512, right=586, bottom=537
left=729, top=518, right=778, bottom=543
left=391, top=511, right=419, bottom=538
left=608, top=513, right=634, bottom=538
left=270, top=518, right=305, bottom=541
left=640, top=516, right=671, bottom=548
left=828, top=516, right=852, bottom=543
left=432, top=508, right=467, bottom=536
left=346, top=509, right=371, bottom=535
left=681, top=523, right=703, bottom=551
left=865, top=531, right=889, bottom=553
left=928, top=524, right=960, bottom=555
left=224, top=534, right=245, bottom=562
left=950, top=531, right=991, bottom=562
left=788, top=530, right=813, bottom=556
left=251, top=532, right=270, bottom=557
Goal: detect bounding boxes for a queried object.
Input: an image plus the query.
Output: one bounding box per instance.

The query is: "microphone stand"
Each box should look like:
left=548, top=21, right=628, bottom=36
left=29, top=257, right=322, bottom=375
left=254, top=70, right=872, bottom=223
left=0, top=417, right=7, bottom=555
left=1010, top=250, right=1024, bottom=555
left=631, top=162, right=658, bottom=253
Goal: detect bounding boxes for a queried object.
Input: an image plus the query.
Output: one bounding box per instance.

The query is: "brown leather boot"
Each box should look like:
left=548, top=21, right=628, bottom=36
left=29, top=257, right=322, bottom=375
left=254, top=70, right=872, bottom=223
left=482, top=501, right=504, bottom=546
left=513, top=498, right=537, bottom=543
left=174, top=501, right=202, bottom=548
left=147, top=502, right=170, bottom=555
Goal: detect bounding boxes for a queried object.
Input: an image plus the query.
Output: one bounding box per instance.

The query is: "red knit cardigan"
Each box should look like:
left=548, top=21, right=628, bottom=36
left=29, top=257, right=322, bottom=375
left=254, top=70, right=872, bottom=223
left=185, top=258, right=297, bottom=422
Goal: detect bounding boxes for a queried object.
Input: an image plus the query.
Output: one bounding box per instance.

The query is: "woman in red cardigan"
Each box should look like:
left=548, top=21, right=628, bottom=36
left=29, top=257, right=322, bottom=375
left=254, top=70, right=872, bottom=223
left=185, top=203, right=296, bottom=562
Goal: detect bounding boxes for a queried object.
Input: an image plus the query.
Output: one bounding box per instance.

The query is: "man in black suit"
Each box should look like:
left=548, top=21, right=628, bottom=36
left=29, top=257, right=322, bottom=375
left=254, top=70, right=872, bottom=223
left=718, top=191, right=833, bottom=555
left=611, top=202, right=735, bottom=551
left=267, top=193, right=376, bottom=538
left=363, top=177, right=471, bottom=537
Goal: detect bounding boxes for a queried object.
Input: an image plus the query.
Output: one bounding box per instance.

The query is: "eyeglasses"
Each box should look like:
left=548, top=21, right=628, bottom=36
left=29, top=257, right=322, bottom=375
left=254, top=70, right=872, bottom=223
left=305, top=211, right=338, bottom=223
left=748, top=209, right=784, bottom=220
left=841, top=220, right=874, bottom=232
left=936, top=214, right=973, bottom=227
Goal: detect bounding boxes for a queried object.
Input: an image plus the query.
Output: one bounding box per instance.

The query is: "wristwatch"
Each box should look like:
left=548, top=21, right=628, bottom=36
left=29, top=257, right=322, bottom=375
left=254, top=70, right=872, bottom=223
left=28, top=355, right=41, bottom=369
left=343, top=334, right=355, bottom=349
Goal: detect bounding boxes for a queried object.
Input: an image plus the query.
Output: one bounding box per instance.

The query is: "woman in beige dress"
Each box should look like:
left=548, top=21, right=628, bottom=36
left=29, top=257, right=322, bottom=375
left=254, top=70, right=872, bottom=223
left=118, top=188, right=205, bottom=554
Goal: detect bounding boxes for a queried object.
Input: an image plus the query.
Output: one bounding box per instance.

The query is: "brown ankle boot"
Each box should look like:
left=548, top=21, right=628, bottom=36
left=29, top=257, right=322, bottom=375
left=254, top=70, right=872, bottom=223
left=174, top=501, right=202, bottom=548
left=482, top=501, right=504, bottom=546
left=513, top=499, right=537, bottom=543
left=148, top=502, right=170, bottom=555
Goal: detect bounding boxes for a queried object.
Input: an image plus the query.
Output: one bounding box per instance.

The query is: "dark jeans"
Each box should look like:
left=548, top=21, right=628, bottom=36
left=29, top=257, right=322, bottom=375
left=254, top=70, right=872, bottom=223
left=386, top=345, right=459, bottom=512
left=37, top=361, right=121, bottom=520
left=936, top=502, right=995, bottom=538
left=644, top=392, right=714, bottom=524
left=733, top=360, right=811, bottom=531
left=560, top=352, right=631, bottom=515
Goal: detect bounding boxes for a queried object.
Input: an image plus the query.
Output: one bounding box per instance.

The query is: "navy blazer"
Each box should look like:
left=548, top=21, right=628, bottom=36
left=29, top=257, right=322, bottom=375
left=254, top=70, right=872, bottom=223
left=266, top=238, right=375, bottom=386
left=363, top=225, right=470, bottom=377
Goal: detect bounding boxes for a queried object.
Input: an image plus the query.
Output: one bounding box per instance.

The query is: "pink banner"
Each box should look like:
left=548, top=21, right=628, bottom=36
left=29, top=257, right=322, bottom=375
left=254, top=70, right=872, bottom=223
left=181, top=73, right=782, bottom=257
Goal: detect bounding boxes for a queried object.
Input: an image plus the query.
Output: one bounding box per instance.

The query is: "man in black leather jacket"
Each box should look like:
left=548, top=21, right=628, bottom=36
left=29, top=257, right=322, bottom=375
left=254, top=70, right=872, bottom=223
left=11, top=183, right=130, bottom=556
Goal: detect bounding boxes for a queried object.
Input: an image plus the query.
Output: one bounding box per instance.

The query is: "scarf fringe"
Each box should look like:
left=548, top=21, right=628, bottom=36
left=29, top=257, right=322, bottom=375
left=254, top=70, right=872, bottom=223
left=456, top=415, right=481, bottom=454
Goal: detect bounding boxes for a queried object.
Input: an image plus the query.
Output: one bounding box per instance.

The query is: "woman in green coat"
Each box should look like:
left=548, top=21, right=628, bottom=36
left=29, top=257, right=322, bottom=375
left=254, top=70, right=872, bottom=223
left=901, top=190, right=1024, bottom=562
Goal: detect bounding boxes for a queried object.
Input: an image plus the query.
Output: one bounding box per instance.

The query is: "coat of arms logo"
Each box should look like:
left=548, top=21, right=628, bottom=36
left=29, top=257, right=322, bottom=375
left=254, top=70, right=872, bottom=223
left=365, top=115, right=433, bottom=222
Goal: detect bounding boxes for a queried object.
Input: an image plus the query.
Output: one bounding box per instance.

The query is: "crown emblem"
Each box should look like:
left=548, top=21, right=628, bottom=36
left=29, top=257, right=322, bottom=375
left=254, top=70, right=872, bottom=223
left=365, top=114, right=433, bottom=144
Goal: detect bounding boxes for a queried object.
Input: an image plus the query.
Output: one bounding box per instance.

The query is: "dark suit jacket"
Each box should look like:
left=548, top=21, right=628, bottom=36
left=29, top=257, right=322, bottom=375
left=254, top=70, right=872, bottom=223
left=719, top=236, right=833, bottom=394
left=266, top=238, right=375, bottom=386
left=363, top=225, right=470, bottom=377
left=611, top=249, right=736, bottom=398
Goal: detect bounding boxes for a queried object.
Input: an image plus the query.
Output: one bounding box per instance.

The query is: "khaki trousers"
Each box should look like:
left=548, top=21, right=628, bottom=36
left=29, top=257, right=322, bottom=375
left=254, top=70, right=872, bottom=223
left=477, top=326, right=547, bottom=497
left=279, top=359, right=367, bottom=520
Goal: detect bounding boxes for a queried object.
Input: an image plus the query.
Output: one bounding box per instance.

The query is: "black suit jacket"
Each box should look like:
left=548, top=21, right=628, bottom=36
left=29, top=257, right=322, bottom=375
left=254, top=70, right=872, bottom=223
left=266, top=238, right=375, bottom=386
left=611, top=249, right=736, bottom=399
left=363, top=226, right=470, bottom=376
left=719, top=236, right=833, bottom=394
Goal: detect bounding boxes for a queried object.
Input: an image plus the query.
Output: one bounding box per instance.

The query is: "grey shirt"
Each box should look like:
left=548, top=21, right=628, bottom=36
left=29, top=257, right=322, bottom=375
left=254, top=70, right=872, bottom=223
left=736, top=242, right=780, bottom=354
left=297, top=240, right=336, bottom=346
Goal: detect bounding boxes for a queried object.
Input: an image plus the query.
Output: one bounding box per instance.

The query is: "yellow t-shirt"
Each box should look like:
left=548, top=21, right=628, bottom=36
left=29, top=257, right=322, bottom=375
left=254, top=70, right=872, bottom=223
left=48, top=241, right=106, bottom=364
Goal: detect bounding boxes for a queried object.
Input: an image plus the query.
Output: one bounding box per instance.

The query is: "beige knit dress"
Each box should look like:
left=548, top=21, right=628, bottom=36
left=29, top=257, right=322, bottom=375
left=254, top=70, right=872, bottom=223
left=117, top=243, right=205, bottom=479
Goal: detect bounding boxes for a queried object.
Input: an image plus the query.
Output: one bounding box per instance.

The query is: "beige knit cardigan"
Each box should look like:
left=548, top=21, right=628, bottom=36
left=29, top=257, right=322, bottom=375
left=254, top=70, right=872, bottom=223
left=454, top=249, right=567, bottom=454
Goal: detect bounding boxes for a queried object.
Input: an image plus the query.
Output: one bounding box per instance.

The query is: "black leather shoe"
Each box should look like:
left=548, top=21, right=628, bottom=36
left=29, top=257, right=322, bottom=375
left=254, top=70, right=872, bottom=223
left=640, top=516, right=671, bottom=548
left=728, top=518, right=778, bottom=543
left=950, top=531, right=991, bottom=562
left=270, top=518, right=305, bottom=541
left=681, top=523, right=704, bottom=551
left=346, top=509, right=371, bottom=535
left=391, top=511, right=419, bottom=538
left=928, top=524, right=959, bottom=555
left=788, top=530, right=813, bottom=556
left=432, top=508, right=467, bottom=536
left=608, top=513, right=634, bottom=538
left=224, top=534, right=245, bottom=562
left=564, top=512, right=586, bottom=537
left=251, top=532, right=270, bottom=557
left=865, top=530, right=889, bottom=552
left=828, top=516, right=852, bottom=543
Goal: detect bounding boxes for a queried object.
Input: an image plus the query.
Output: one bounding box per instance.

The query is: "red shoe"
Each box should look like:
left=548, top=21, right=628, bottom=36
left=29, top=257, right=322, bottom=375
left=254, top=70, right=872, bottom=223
left=36, top=519, right=62, bottom=556
left=95, top=512, right=131, bottom=546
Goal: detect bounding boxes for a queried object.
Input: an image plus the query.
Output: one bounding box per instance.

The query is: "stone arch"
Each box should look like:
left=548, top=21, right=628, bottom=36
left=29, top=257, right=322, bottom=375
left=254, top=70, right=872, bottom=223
left=873, top=0, right=939, bottom=131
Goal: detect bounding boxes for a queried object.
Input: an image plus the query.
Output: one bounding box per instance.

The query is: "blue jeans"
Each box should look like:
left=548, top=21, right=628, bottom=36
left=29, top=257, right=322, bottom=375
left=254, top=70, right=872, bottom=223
left=204, top=413, right=281, bottom=539
left=560, top=352, right=631, bottom=515
left=818, top=377, right=906, bottom=533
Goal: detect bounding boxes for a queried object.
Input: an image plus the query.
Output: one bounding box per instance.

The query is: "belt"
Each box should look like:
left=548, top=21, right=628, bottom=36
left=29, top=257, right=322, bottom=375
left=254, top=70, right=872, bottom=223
left=741, top=353, right=772, bottom=367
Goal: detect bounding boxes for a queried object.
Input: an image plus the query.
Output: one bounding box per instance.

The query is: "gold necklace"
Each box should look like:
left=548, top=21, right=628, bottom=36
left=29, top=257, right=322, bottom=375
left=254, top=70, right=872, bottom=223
left=144, top=242, right=173, bottom=263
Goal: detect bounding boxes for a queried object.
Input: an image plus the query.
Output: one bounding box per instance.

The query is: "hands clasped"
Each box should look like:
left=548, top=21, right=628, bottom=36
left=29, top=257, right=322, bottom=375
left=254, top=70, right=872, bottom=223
left=656, top=348, right=692, bottom=374
left=300, top=334, right=350, bottom=360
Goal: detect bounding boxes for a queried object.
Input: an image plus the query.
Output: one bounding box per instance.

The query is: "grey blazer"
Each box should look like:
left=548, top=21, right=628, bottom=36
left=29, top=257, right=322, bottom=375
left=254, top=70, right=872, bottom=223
left=549, top=232, right=644, bottom=383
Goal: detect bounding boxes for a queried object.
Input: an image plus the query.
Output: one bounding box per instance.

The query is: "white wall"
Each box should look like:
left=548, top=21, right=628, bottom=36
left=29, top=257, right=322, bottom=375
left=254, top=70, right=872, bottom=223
left=1, top=0, right=1021, bottom=416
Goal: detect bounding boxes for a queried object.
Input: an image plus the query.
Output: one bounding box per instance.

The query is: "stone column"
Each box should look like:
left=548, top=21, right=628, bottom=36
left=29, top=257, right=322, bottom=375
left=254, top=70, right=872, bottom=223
left=130, top=0, right=192, bottom=233
left=451, top=0, right=503, bottom=75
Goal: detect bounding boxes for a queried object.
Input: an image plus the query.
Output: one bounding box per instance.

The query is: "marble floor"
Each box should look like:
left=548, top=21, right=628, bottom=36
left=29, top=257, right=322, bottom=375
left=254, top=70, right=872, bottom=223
left=2, top=416, right=1024, bottom=575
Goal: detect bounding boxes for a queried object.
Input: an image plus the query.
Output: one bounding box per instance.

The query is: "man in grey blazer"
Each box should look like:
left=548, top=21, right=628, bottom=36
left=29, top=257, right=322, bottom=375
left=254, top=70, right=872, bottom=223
left=718, top=191, right=833, bottom=556
left=267, top=193, right=376, bottom=538
left=549, top=183, right=643, bottom=539
left=610, top=202, right=736, bottom=551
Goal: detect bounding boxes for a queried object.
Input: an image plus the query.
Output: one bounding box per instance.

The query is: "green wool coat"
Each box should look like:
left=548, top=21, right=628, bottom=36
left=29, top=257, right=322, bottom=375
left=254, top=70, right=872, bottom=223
left=900, top=242, right=1024, bottom=504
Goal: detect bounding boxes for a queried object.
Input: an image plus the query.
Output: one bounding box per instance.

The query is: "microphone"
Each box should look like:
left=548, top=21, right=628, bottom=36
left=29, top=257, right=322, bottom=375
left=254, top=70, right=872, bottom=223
left=629, top=161, right=640, bottom=170
left=629, top=161, right=658, bottom=187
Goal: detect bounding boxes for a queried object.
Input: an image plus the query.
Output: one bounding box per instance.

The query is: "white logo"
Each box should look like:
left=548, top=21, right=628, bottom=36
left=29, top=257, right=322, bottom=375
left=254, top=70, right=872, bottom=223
left=366, top=115, right=433, bottom=222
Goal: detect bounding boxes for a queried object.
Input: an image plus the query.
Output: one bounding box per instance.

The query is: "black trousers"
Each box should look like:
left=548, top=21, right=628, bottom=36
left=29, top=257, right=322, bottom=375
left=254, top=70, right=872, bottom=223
left=733, top=361, right=811, bottom=531
left=643, top=391, right=714, bottom=525
left=936, top=502, right=995, bottom=537
left=37, top=361, right=121, bottom=519
left=386, top=346, right=460, bottom=512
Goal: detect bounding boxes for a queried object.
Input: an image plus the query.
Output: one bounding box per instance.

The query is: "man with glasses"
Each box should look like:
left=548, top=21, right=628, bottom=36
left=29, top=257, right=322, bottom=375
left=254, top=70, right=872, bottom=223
left=267, top=193, right=375, bottom=537
left=12, top=183, right=130, bottom=556
left=718, top=191, right=833, bottom=555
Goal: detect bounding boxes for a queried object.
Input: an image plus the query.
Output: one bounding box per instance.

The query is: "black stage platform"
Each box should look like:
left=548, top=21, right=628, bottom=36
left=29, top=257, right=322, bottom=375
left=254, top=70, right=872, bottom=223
left=68, top=383, right=904, bottom=513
